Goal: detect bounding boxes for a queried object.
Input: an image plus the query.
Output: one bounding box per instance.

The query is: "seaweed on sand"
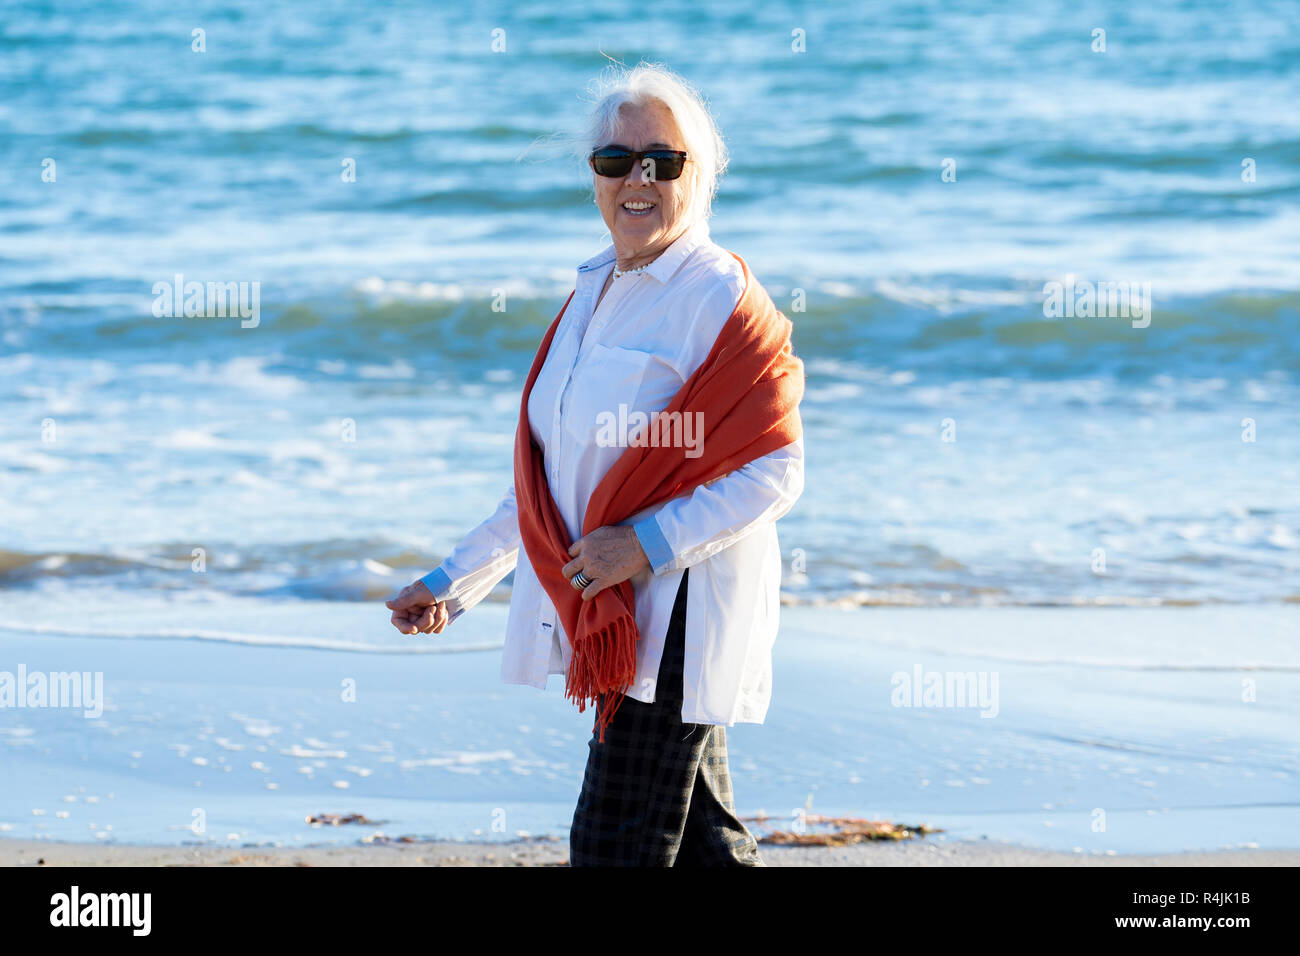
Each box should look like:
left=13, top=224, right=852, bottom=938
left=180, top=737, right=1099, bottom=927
left=741, top=812, right=941, bottom=846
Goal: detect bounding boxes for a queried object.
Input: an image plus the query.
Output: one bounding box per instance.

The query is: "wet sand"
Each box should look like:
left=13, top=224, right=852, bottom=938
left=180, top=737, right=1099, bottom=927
left=3, top=837, right=1295, bottom=867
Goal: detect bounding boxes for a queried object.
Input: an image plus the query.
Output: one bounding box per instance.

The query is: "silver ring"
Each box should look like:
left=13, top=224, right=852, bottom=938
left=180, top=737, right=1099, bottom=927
left=571, top=571, right=592, bottom=590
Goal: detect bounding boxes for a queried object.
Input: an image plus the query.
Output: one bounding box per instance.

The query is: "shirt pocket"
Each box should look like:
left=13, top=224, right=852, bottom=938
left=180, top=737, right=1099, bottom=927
left=562, top=343, right=684, bottom=447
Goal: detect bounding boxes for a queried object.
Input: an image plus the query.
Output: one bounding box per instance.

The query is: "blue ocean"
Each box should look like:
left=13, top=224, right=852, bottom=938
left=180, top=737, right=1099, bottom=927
left=1, top=1, right=1298, bottom=853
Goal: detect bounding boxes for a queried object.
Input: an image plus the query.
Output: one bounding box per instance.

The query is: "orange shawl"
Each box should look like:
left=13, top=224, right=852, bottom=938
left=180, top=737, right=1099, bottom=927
left=513, top=253, right=804, bottom=741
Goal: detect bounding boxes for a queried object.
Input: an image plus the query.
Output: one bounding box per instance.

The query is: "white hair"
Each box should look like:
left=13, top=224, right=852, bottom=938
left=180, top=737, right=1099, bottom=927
left=579, top=62, right=729, bottom=224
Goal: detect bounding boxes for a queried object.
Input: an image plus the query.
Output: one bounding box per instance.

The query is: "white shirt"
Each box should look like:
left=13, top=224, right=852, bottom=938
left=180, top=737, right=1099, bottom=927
left=421, top=218, right=805, bottom=725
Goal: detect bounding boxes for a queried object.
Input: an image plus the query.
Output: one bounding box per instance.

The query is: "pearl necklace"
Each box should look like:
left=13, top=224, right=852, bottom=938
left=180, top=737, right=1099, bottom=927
left=612, top=262, right=649, bottom=279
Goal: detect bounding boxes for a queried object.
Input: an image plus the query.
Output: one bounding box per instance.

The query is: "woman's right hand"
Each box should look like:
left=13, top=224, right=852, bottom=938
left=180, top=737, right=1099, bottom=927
left=385, top=580, right=450, bottom=635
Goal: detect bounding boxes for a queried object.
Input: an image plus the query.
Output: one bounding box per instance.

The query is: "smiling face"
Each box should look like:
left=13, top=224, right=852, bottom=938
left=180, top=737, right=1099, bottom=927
left=592, top=99, right=697, bottom=269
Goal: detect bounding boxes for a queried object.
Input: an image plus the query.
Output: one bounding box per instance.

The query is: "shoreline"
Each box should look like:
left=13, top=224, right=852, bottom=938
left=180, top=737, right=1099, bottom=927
left=3, top=836, right=1296, bottom=867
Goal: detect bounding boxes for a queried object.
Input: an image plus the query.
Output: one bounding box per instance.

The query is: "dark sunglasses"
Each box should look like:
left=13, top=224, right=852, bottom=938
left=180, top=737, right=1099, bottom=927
left=589, top=145, right=689, bottom=181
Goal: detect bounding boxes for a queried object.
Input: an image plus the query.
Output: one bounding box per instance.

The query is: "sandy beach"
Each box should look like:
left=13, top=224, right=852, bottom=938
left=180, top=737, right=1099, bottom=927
left=3, top=836, right=1296, bottom=867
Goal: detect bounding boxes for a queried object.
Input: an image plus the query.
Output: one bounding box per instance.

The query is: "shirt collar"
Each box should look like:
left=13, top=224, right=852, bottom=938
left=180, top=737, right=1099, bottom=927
left=577, top=218, right=711, bottom=284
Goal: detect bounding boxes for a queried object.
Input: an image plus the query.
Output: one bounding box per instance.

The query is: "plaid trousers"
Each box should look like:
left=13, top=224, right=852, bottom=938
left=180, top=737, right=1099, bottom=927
left=568, top=567, right=765, bottom=867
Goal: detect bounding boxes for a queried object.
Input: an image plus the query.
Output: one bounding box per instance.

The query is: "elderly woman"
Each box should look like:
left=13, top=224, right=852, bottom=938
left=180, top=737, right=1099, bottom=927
left=386, top=63, right=804, bottom=867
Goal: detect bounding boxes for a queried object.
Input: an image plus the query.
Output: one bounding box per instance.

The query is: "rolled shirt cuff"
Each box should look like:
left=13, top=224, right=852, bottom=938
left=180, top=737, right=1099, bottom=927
left=633, top=515, right=675, bottom=575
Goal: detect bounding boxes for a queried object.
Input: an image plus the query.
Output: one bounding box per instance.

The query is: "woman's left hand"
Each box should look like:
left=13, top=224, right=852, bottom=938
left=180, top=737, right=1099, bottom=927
left=562, top=525, right=651, bottom=600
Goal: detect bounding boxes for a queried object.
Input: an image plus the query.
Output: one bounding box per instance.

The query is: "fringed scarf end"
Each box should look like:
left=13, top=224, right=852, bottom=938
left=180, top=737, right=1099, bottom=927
left=565, top=611, right=638, bottom=744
